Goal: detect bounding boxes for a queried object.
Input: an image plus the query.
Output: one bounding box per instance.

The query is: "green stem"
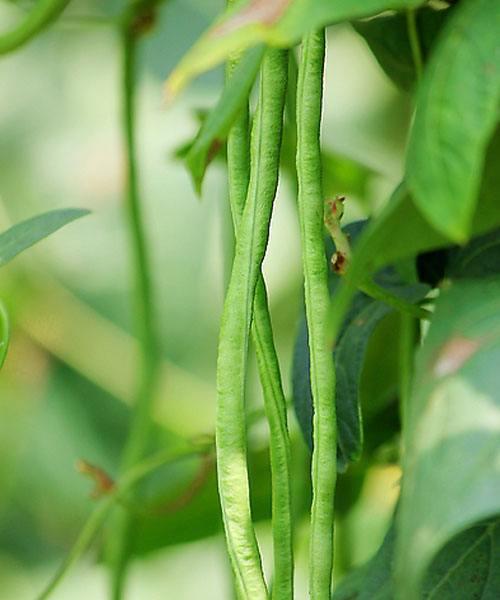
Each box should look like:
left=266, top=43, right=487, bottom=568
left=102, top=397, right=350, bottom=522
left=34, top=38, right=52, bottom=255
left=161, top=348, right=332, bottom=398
left=296, top=30, right=336, bottom=600
left=0, top=0, right=71, bottom=55
left=406, top=9, right=423, bottom=82
left=217, top=46, right=288, bottom=599
left=399, top=313, right=417, bottom=439
left=227, top=48, right=293, bottom=600
left=360, top=279, right=431, bottom=321
left=106, top=23, right=159, bottom=600
left=0, top=299, right=10, bottom=370
left=36, top=441, right=212, bottom=600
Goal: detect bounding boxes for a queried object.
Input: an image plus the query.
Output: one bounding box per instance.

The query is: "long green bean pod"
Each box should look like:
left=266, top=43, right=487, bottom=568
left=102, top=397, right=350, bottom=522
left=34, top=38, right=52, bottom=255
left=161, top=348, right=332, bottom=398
left=226, top=47, right=293, bottom=600
left=296, top=30, right=336, bottom=600
left=0, top=0, right=71, bottom=55
left=217, top=48, right=288, bottom=599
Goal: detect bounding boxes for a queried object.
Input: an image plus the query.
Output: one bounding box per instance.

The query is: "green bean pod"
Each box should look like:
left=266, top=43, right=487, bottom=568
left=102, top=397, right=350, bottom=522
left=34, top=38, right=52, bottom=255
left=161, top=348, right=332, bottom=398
left=217, top=48, right=289, bottom=599
left=296, top=30, right=337, bottom=600
left=0, top=0, right=71, bottom=55
left=226, top=49, right=293, bottom=599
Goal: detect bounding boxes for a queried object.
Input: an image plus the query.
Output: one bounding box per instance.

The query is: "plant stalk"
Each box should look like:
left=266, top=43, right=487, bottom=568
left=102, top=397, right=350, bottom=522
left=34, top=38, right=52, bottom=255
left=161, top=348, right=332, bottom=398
left=407, top=9, right=423, bottom=82
left=106, top=20, right=159, bottom=600
left=37, top=441, right=212, bottom=600
left=0, top=0, right=71, bottom=55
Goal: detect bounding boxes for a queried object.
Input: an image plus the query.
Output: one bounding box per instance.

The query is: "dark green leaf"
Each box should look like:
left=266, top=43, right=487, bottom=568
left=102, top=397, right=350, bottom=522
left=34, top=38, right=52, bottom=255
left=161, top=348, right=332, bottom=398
left=406, top=0, right=500, bottom=241
left=0, top=208, right=90, bottom=268
left=353, top=6, right=450, bottom=91
left=334, top=519, right=500, bottom=600
left=165, top=0, right=424, bottom=97
left=447, top=227, right=500, bottom=279
left=185, top=44, right=264, bottom=194
left=0, top=301, right=9, bottom=370
left=396, top=277, right=500, bottom=598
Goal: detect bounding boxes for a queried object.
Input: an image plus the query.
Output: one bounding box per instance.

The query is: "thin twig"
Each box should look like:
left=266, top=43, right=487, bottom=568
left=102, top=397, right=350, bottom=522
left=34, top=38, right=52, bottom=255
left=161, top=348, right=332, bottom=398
left=407, top=9, right=424, bottom=82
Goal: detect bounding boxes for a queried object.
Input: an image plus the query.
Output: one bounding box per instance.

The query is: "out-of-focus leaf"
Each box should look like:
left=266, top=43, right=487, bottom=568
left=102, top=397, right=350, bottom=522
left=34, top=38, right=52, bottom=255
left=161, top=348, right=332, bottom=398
left=420, top=520, right=500, bottom=598
left=396, top=277, right=500, bottom=598
left=353, top=6, right=450, bottom=91
left=417, top=224, right=500, bottom=288
left=0, top=208, right=89, bottom=268
left=165, top=0, right=424, bottom=98
left=447, top=227, right=500, bottom=279
left=406, top=0, right=500, bottom=241
left=334, top=518, right=500, bottom=600
left=322, top=150, right=374, bottom=201
left=0, top=364, right=133, bottom=562
left=0, top=301, right=9, bottom=370
left=185, top=44, right=264, bottom=194
left=333, top=522, right=394, bottom=600
left=293, top=223, right=427, bottom=470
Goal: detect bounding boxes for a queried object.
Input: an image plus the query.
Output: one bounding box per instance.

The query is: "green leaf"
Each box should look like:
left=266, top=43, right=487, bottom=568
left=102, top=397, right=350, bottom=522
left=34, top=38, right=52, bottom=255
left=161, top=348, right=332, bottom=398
left=165, top=0, right=424, bottom=98
left=333, top=523, right=394, bottom=600
left=322, top=150, right=374, bottom=201
left=406, top=0, right=500, bottom=241
left=396, top=277, right=500, bottom=599
left=334, top=518, right=500, bottom=600
left=353, top=6, right=450, bottom=91
left=328, top=127, right=500, bottom=345
left=420, top=521, right=500, bottom=599
left=0, top=301, right=9, bottom=371
left=416, top=225, right=500, bottom=286
left=185, top=45, right=264, bottom=194
left=447, top=227, right=500, bottom=279
left=0, top=208, right=89, bottom=268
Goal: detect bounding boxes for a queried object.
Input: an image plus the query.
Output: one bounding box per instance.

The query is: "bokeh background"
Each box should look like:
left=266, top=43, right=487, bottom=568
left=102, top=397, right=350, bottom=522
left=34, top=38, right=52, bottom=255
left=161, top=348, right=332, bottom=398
left=0, top=1, right=411, bottom=598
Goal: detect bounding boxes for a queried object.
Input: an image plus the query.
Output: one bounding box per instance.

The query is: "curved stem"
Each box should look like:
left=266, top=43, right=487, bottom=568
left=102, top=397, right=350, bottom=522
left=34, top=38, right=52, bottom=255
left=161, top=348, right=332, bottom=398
left=226, top=39, right=293, bottom=600
left=0, top=299, right=10, bottom=370
left=36, top=441, right=213, bottom=600
left=406, top=9, right=423, bottom=82
left=296, top=30, right=336, bottom=600
left=216, top=47, right=288, bottom=599
left=105, top=23, right=159, bottom=600
left=399, top=313, right=417, bottom=441
left=360, top=279, right=431, bottom=320
left=0, top=0, right=71, bottom=55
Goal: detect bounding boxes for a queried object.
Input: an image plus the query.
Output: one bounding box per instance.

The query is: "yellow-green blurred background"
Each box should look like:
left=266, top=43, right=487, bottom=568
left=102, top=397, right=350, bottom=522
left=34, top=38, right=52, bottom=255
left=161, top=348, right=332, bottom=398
left=0, top=1, right=411, bottom=598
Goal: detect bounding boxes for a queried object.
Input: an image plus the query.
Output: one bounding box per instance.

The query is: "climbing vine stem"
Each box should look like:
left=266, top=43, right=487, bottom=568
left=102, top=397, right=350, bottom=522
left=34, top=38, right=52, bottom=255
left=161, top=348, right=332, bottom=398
left=106, top=7, right=160, bottom=599
left=36, top=440, right=213, bottom=600
left=0, top=0, right=71, bottom=55
left=296, top=29, right=337, bottom=600
left=406, top=9, right=423, bottom=81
